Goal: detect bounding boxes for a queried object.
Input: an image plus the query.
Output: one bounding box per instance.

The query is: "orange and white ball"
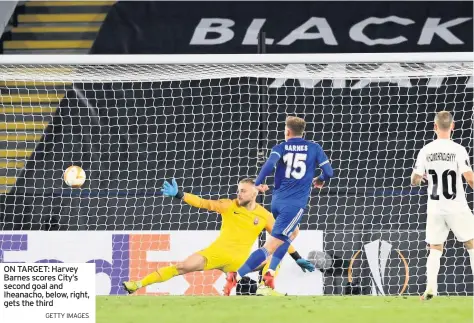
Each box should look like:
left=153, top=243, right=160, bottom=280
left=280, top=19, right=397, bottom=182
left=64, top=166, right=86, bottom=188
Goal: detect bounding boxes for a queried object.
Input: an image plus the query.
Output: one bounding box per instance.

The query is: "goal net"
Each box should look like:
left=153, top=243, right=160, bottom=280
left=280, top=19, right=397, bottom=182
left=0, top=54, right=472, bottom=296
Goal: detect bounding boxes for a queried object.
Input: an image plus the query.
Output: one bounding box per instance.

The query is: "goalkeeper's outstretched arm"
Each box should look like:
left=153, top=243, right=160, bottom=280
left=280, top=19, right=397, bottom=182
left=161, top=178, right=230, bottom=213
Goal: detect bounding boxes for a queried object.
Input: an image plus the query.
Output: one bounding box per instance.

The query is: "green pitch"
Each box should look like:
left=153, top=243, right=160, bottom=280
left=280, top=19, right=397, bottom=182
left=97, top=295, right=473, bottom=323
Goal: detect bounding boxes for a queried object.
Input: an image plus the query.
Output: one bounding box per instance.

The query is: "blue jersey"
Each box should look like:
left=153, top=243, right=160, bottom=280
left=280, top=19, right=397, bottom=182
left=269, top=138, right=330, bottom=207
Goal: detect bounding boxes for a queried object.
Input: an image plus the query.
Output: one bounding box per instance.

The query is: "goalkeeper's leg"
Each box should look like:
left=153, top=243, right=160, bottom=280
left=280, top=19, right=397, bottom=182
left=122, top=253, right=206, bottom=294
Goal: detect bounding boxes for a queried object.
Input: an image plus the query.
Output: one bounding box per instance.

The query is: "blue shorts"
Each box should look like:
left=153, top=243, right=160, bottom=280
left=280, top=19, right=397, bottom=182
left=271, top=204, right=305, bottom=243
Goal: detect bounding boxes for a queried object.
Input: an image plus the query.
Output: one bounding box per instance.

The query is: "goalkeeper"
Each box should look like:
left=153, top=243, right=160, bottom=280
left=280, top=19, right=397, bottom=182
left=122, top=178, right=314, bottom=295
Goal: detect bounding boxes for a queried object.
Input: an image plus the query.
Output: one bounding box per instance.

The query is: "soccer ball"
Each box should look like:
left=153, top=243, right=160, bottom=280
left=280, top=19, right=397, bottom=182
left=64, top=166, right=86, bottom=188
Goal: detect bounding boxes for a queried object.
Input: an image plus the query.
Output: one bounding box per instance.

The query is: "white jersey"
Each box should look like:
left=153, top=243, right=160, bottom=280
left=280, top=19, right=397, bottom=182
left=413, top=139, right=472, bottom=214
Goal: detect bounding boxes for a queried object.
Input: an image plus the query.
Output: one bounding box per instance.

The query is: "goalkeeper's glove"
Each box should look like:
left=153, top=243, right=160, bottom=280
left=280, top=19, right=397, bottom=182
left=161, top=178, right=184, bottom=199
left=290, top=251, right=315, bottom=272
left=296, top=259, right=315, bottom=272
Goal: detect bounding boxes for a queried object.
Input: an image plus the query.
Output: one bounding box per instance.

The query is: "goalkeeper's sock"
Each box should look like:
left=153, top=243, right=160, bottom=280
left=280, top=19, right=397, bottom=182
left=467, top=248, right=474, bottom=276
left=426, top=248, right=442, bottom=294
left=269, top=241, right=290, bottom=271
left=237, top=248, right=269, bottom=280
left=140, top=265, right=179, bottom=288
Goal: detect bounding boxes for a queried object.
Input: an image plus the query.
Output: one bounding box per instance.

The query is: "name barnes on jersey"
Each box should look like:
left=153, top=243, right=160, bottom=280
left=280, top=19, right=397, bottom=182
left=426, top=152, right=456, bottom=163
left=285, top=144, right=308, bottom=152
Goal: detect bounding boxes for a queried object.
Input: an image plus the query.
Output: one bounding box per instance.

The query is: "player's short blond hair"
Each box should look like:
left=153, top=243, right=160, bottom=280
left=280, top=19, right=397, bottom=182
left=286, top=116, right=306, bottom=136
left=239, top=178, right=255, bottom=185
left=435, top=111, right=453, bottom=131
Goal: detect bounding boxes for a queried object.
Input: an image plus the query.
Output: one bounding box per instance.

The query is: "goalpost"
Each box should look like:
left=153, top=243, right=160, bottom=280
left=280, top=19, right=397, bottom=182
left=0, top=52, right=472, bottom=296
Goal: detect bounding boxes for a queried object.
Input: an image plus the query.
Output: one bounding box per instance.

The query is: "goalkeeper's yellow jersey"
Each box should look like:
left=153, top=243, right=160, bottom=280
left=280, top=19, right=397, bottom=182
left=183, top=193, right=296, bottom=255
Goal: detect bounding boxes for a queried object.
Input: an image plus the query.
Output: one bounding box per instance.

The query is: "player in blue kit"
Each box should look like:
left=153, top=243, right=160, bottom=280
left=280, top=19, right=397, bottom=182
left=224, top=116, right=334, bottom=294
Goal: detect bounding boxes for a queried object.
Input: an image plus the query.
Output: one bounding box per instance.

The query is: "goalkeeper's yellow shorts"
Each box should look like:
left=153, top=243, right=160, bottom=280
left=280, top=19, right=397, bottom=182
left=197, top=246, right=248, bottom=273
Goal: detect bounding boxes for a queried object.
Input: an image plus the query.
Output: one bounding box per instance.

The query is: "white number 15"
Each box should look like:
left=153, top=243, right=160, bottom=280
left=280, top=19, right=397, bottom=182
left=283, top=153, right=307, bottom=179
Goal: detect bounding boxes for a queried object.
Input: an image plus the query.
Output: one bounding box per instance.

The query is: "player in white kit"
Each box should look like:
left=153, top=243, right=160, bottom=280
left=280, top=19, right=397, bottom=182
left=411, top=111, right=474, bottom=300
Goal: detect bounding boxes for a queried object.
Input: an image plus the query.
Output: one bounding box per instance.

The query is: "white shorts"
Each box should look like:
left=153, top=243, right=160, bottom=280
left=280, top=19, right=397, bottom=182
left=425, top=209, right=474, bottom=245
